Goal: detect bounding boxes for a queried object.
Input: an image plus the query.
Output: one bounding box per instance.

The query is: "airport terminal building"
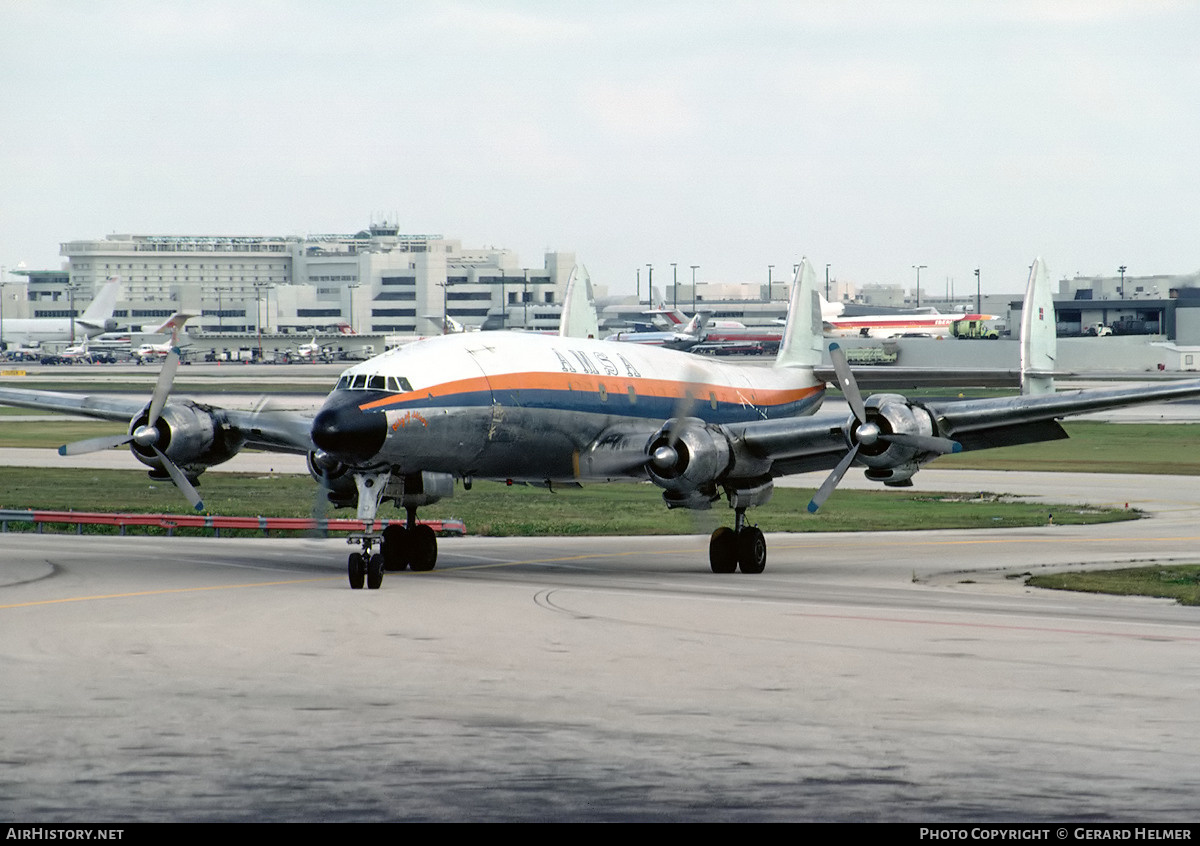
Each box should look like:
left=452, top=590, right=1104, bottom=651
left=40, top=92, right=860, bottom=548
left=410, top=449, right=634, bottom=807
left=50, top=223, right=577, bottom=336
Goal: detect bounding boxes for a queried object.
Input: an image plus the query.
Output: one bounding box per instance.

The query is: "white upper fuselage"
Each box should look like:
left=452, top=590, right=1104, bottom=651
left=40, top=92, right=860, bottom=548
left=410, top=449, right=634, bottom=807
left=319, top=331, right=825, bottom=482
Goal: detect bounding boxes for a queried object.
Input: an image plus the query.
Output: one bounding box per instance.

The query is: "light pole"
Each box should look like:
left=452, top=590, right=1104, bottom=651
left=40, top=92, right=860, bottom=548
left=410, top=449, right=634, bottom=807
left=0, top=265, right=6, bottom=353
left=345, top=283, right=358, bottom=335
left=438, top=280, right=451, bottom=334
left=912, top=264, right=927, bottom=307
left=671, top=262, right=677, bottom=310
left=66, top=280, right=78, bottom=344
left=767, top=265, right=774, bottom=302
left=253, top=283, right=264, bottom=357
left=522, top=270, right=529, bottom=328
left=1118, top=265, right=1127, bottom=299
left=690, top=265, right=698, bottom=313
left=825, top=263, right=830, bottom=300
left=646, top=264, right=653, bottom=307
left=974, top=268, right=981, bottom=315
left=497, top=271, right=506, bottom=328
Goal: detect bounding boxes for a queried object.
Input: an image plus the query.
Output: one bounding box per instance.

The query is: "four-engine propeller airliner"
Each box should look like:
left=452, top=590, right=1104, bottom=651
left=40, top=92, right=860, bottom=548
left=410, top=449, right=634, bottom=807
left=4, top=257, right=1200, bottom=590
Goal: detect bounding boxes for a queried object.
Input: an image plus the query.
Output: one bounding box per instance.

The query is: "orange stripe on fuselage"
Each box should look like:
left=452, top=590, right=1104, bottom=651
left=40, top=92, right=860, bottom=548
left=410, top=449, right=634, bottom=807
left=357, top=371, right=823, bottom=412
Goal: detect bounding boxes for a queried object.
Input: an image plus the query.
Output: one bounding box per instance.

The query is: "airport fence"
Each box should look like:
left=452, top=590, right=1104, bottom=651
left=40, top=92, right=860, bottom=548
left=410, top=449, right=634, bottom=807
left=0, top=509, right=466, bottom=538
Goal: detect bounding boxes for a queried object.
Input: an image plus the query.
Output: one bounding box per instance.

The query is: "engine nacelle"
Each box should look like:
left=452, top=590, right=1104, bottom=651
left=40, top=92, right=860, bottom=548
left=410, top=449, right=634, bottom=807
left=645, top=418, right=732, bottom=503
left=848, top=394, right=939, bottom=472
left=308, top=450, right=358, bottom=506
left=128, top=400, right=239, bottom=478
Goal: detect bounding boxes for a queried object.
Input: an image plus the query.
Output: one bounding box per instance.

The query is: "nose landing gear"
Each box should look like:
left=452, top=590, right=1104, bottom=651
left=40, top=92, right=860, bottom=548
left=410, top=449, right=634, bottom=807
left=345, top=471, right=441, bottom=589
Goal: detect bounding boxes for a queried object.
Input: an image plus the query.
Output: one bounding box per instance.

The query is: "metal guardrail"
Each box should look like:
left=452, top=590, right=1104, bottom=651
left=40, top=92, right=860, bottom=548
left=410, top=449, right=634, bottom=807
left=0, top=509, right=466, bottom=538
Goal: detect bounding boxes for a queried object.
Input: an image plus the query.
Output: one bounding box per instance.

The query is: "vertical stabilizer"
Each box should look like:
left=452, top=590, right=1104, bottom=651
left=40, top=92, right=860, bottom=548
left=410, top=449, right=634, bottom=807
left=1020, top=257, right=1057, bottom=395
left=774, top=258, right=824, bottom=369
left=558, top=265, right=600, bottom=339
left=78, top=277, right=121, bottom=328
left=818, top=291, right=844, bottom=319
left=680, top=311, right=709, bottom=338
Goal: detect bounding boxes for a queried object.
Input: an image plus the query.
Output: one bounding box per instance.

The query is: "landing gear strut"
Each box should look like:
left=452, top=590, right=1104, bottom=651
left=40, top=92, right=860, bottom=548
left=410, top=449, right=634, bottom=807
left=346, top=470, right=390, bottom=590
left=708, top=507, right=766, bottom=574
left=338, top=470, right=454, bottom=589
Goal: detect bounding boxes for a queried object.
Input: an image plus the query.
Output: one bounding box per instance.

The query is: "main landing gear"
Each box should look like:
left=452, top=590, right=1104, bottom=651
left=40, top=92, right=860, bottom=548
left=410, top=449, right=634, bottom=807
left=347, top=514, right=439, bottom=588
left=381, top=506, right=438, bottom=573
left=343, top=470, right=447, bottom=589
left=708, top=507, right=766, bottom=574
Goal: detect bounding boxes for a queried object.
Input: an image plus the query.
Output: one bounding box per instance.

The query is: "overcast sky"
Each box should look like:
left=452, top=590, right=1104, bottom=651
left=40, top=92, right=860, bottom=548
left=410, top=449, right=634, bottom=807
left=3, top=1, right=1198, bottom=297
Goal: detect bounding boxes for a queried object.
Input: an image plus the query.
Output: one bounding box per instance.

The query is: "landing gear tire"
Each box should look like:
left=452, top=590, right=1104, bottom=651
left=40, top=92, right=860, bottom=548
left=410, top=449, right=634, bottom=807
left=709, top=526, right=738, bottom=574
left=737, top=526, right=766, bottom=574
left=348, top=552, right=366, bottom=589
left=409, top=524, right=438, bottom=572
left=382, top=524, right=408, bottom=571
left=366, top=554, right=384, bottom=589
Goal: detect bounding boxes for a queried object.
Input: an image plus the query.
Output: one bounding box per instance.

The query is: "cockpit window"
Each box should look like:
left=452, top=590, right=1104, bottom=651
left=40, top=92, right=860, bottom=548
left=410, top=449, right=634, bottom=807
left=337, top=372, right=413, bottom=393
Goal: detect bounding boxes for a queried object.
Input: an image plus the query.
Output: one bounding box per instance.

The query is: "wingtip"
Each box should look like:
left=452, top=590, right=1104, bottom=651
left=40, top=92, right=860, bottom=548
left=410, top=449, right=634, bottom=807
left=806, top=501, right=820, bottom=514
left=57, top=445, right=67, bottom=456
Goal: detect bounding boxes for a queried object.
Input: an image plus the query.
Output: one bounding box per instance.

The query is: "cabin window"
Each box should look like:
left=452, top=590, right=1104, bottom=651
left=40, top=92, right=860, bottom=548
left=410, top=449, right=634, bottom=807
left=627, top=385, right=637, bottom=405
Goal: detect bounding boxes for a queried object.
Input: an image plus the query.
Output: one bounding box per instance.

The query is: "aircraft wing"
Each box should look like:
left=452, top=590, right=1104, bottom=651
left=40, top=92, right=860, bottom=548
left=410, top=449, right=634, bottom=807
left=0, top=387, right=145, bottom=423
left=812, top=365, right=1029, bottom=389
left=224, top=406, right=315, bottom=454
left=0, top=385, right=315, bottom=456
left=715, top=377, right=1200, bottom=510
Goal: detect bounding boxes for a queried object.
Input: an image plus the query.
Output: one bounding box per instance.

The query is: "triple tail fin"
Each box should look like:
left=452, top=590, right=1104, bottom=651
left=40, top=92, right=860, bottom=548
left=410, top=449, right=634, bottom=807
left=1020, top=257, right=1057, bottom=395
left=558, top=265, right=600, bottom=340
left=774, top=258, right=824, bottom=369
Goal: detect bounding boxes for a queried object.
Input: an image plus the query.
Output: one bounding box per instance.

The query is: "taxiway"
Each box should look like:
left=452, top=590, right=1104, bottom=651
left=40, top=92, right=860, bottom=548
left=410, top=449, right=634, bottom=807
left=2, top=471, right=1199, bottom=821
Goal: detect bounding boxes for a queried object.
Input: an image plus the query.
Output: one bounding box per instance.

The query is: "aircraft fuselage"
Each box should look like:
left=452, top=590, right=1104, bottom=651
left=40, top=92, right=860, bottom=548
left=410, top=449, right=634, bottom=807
left=311, top=331, right=825, bottom=483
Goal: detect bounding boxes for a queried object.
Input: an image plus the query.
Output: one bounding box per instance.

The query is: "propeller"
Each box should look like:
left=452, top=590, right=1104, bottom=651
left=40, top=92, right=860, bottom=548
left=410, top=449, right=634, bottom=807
left=58, top=348, right=205, bottom=511
left=807, top=343, right=961, bottom=513
left=645, top=360, right=708, bottom=475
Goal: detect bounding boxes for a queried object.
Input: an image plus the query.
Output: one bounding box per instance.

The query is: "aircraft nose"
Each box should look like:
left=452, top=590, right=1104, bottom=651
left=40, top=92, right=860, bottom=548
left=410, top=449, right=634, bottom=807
left=311, top=401, right=387, bottom=465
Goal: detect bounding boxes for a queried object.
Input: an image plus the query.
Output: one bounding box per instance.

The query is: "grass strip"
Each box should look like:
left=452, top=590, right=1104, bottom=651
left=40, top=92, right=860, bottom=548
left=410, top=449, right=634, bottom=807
left=1027, top=565, right=1200, bottom=606
left=0, top=468, right=1136, bottom=537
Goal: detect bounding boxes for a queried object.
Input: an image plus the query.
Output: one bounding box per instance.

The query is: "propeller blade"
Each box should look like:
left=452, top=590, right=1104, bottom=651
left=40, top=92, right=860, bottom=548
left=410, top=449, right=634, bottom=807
left=880, top=432, right=962, bottom=455
left=59, top=432, right=133, bottom=456
left=152, top=446, right=204, bottom=511
left=829, top=343, right=866, bottom=423
left=668, top=362, right=707, bottom=441
left=807, top=443, right=860, bottom=513
left=146, top=348, right=180, bottom=427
